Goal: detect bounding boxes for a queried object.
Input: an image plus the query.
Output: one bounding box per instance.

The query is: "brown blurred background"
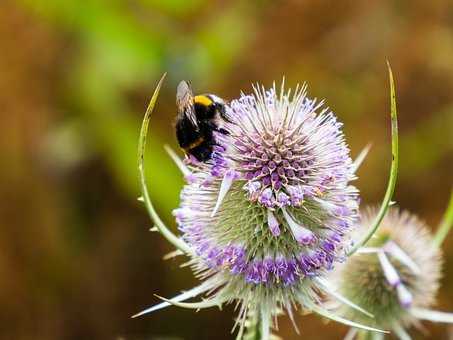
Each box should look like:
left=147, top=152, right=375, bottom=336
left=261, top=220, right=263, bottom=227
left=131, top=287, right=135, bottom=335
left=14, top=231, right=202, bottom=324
left=1, top=0, right=452, bottom=339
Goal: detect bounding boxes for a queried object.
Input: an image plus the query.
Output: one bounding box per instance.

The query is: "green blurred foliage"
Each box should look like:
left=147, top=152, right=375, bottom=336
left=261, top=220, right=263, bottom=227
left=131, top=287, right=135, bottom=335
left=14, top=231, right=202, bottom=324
left=19, top=0, right=256, bottom=211
left=0, top=0, right=452, bottom=339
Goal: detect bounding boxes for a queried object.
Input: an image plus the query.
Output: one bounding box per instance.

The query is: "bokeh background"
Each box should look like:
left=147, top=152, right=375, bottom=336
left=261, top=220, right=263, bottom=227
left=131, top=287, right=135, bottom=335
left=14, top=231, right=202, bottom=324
left=1, top=0, right=452, bottom=339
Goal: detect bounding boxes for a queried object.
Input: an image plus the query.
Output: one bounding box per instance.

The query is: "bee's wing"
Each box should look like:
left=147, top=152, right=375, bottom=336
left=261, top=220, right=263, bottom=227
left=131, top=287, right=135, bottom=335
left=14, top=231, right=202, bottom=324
left=176, top=81, right=198, bottom=129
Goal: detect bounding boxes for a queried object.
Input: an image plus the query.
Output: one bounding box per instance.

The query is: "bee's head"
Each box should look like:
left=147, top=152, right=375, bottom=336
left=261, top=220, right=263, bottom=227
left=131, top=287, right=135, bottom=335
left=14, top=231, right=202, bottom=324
left=176, top=80, right=198, bottom=129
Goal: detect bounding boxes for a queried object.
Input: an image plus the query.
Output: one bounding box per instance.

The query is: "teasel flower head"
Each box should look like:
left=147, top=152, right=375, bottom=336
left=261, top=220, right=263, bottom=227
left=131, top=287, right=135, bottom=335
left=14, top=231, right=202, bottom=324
left=133, top=74, right=398, bottom=338
left=177, top=82, right=361, bottom=279
left=333, top=207, right=453, bottom=340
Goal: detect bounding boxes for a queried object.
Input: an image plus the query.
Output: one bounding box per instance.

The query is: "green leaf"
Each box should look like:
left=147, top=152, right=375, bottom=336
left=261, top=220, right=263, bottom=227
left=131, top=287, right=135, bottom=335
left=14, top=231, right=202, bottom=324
left=433, top=190, right=453, bottom=247
left=138, top=73, right=191, bottom=254
left=348, top=62, right=399, bottom=256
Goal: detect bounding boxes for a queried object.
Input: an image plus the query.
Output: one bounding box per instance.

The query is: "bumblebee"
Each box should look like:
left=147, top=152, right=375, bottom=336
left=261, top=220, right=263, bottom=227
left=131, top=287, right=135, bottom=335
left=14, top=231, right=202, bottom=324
left=175, top=80, right=231, bottom=162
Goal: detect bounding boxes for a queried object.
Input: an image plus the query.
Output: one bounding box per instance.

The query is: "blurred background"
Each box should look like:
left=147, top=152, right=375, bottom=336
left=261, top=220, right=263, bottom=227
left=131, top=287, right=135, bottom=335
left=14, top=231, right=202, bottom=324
left=1, top=0, right=452, bottom=339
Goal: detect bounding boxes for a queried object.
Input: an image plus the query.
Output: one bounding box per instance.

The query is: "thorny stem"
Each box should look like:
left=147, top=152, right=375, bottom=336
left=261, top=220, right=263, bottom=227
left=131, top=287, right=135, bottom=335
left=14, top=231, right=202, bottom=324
left=433, top=190, right=453, bottom=247
left=348, top=62, right=399, bottom=256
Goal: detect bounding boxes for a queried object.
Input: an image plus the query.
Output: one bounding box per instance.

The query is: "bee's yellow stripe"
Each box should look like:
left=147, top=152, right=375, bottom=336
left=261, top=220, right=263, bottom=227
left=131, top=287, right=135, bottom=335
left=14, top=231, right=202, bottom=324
left=194, top=95, right=212, bottom=107
left=183, top=137, right=205, bottom=151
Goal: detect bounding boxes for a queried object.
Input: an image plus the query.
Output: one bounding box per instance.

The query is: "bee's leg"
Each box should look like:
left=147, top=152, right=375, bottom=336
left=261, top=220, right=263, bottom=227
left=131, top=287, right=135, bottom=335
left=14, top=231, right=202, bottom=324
left=190, top=142, right=213, bottom=162
left=199, top=147, right=213, bottom=161
left=217, top=127, right=230, bottom=135
left=207, top=121, right=230, bottom=136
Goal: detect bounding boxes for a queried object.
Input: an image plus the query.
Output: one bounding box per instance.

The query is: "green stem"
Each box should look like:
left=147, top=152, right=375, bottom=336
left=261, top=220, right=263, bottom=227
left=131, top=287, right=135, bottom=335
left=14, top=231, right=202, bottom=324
left=241, top=309, right=261, bottom=340
left=253, top=317, right=262, bottom=340
left=433, top=190, right=453, bottom=247
left=348, top=62, right=399, bottom=256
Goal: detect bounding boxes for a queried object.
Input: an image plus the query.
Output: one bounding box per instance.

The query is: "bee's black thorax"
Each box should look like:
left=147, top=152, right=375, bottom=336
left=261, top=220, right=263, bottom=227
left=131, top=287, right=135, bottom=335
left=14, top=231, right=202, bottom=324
left=193, top=102, right=214, bottom=118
